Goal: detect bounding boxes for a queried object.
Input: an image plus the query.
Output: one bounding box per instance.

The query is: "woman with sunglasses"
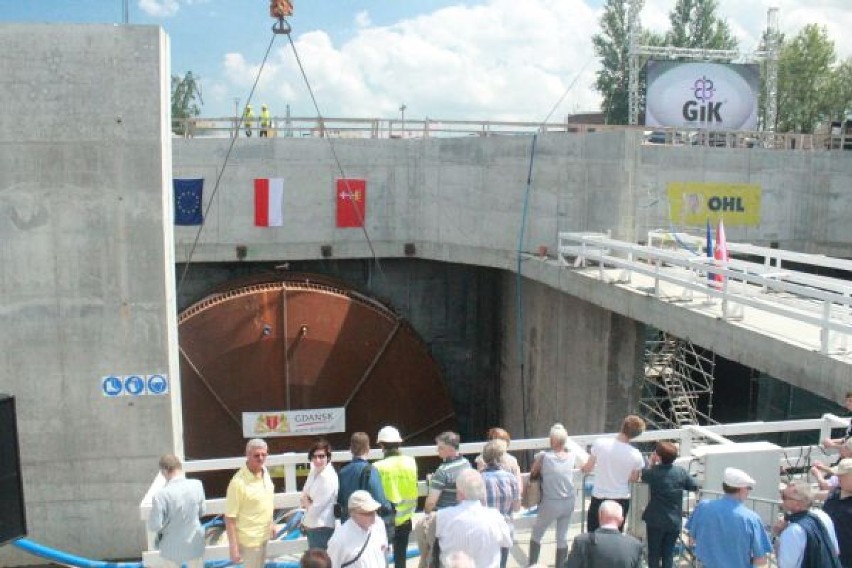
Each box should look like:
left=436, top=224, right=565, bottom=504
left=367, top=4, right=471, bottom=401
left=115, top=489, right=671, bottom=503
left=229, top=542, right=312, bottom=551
left=301, top=438, right=339, bottom=550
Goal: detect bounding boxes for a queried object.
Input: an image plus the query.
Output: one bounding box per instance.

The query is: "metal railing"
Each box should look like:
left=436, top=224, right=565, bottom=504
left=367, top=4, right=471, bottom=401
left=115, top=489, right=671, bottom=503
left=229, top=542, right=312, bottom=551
left=170, top=117, right=845, bottom=150
left=172, top=116, right=629, bottom=140
left=139, top=414, right=848, bottom=565
left=559, top=232, right=852, bottom=355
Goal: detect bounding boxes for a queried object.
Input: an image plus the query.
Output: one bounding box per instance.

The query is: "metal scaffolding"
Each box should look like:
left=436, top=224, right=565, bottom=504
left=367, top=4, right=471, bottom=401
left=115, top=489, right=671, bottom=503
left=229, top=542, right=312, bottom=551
left=640, top=330, right=717, bottom=429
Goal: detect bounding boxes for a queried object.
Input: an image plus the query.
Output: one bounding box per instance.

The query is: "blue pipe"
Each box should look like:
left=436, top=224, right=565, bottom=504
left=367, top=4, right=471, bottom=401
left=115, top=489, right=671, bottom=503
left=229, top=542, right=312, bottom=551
left=14, top=536, right=421, bottom=568
left=13, top=538, right=144, bottom=568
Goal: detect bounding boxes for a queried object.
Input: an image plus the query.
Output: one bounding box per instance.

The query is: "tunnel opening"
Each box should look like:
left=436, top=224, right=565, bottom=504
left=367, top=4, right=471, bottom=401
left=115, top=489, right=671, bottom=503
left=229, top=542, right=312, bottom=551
left=178, top=272, right=456, bottom=493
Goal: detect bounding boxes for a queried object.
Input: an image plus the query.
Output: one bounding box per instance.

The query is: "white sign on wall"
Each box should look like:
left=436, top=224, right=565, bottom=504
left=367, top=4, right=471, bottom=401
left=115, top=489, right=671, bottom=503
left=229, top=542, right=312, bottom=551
left=242, top=407, right=346, bottom=438
left=645, top=61, right=760, bottom=131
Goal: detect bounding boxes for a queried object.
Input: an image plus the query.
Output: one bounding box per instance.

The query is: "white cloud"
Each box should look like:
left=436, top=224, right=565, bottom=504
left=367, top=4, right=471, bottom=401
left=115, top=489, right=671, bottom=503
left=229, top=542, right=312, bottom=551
left=354, top=11, right=371, bottom=28
left=211, top=0, right=852, bottom=121
left=138, top=0, right=179, bottom=18
left=219, top=0, right=600, bottom=122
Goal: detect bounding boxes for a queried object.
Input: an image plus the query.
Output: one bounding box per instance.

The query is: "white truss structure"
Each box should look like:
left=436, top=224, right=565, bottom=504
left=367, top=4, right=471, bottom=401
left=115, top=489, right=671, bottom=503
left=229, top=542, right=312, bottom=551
left=627, top=2, right=780, bottom=134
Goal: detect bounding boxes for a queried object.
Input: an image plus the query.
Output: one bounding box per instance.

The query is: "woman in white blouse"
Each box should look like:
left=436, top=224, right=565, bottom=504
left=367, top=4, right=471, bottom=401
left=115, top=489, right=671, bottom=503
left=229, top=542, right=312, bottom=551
left=301, top=438, right=339, bottom=550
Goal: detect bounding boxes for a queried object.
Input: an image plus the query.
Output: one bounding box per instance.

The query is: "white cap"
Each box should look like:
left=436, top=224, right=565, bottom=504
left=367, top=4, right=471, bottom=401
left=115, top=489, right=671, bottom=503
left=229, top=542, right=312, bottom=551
left=348, top=490, right=381, bottom=512
left=377, top=425, right=402, bottom=444
left=723, top=467, right=755, bottom=488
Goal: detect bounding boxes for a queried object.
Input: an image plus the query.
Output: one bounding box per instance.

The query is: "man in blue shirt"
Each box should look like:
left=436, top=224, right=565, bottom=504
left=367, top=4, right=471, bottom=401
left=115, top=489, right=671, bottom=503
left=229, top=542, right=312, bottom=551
left=336, top=432, right=391, bottom=522
left=685, top=467, right=772, bottom=568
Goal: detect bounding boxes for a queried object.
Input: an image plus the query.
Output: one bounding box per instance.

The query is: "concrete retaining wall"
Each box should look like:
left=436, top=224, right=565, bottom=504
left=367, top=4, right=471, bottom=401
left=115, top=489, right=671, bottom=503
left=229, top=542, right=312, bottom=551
left=0, top=25, right=176, bottom=564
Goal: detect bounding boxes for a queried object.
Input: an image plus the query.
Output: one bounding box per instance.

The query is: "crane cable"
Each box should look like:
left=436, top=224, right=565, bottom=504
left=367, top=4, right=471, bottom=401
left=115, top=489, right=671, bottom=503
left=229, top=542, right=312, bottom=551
left=283, top=32, right=387, bottom=287
left=177, top=31, right=279, bottom=295
left=177, top=20, right=387, bottom=296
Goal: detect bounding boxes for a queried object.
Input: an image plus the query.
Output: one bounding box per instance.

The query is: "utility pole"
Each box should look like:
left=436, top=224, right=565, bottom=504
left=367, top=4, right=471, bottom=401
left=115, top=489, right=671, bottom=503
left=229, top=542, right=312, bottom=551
left=122, top=0, right=129, bottom=24
left=399, top=104, right=407, bottom=137
left=233, top=97, right=240, bottom=138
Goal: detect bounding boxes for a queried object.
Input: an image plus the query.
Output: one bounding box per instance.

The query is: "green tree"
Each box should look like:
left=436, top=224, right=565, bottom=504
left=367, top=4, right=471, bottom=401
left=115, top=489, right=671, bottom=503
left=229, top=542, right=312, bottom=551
left=776, top=25, right=835, bottom=132
left=824, top=58, right=852, bottom=122
left=171, top=71, right=203, bottom=135
left=666, top=0, right=738, bottom=50
left=592, top=0, right=634, bottom=124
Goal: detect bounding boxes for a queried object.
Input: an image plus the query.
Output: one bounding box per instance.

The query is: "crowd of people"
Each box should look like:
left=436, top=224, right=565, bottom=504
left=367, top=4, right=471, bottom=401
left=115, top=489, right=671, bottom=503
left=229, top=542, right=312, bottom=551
left=146, top=407, right=852, bottom=568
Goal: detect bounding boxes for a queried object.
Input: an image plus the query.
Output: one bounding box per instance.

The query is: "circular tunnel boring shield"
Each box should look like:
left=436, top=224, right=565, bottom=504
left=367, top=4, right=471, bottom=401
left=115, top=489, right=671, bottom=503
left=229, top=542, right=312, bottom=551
left=178, top=273, right=456, bottom=488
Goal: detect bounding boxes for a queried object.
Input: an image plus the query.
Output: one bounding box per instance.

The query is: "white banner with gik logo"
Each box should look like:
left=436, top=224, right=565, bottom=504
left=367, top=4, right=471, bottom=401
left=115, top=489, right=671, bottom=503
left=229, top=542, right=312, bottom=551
left=242, top=407, right=346, bottom=438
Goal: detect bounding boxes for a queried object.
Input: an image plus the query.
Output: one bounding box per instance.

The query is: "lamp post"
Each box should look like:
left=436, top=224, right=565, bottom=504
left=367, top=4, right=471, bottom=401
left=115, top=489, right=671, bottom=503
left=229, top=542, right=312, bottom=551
left=399, top=104, right=407, bottom=137
left=233, top=97, right=240, bottom=138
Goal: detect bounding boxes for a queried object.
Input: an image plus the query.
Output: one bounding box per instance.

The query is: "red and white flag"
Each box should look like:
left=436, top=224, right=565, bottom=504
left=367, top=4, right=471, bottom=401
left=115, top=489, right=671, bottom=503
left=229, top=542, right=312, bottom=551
left=254, top=178, right=284, bottom=227
left=336, top=178, right=366, bottom=228
left=713, top=218, right=728, bottom=287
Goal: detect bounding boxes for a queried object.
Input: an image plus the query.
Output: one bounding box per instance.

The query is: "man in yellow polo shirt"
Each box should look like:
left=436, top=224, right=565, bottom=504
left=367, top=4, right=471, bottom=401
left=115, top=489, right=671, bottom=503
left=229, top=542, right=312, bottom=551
left=225, top=439, right=275, bottom=568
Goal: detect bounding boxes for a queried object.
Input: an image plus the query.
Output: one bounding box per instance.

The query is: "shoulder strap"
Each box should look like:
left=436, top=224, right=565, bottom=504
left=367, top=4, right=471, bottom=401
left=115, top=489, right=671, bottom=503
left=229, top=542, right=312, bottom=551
left=359, top=463, right=373, bottom=491
left=341, top=529, right=372, bottom=568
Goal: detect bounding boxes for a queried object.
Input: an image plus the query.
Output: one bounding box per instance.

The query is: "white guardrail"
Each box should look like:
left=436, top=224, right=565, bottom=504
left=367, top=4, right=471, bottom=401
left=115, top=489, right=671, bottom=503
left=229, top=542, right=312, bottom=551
left=171, top=117, right=849, bottom=150
left=558, top=231, right=852, bottom=355
left=139, top=414, right=849, bottom=565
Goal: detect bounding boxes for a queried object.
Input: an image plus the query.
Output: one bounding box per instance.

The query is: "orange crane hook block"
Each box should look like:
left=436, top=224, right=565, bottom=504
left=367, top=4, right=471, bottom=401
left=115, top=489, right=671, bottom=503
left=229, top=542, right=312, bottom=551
left=270, top=0, right=293, bottom=34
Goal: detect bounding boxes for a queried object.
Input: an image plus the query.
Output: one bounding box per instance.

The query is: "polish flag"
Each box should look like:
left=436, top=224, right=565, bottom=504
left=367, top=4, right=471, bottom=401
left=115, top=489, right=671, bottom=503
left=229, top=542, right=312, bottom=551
left=254, top=178, right=283, bottom=227
left=713, top=218, right=728, bottom=286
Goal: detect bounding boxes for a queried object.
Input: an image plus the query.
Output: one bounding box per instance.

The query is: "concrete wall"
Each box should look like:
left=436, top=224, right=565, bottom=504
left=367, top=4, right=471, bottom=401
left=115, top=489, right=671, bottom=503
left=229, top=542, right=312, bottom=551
left=174, top=133, right=852, bottom=263
left=498, top=274, right=644, bottom=439
left=0, top=25, right=176, bottom=564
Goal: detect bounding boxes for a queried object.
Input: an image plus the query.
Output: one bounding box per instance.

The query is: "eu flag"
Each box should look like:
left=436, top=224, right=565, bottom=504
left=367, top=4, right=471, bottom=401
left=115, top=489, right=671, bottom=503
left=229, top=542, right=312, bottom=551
left=174, top=178, right=203, bottom=225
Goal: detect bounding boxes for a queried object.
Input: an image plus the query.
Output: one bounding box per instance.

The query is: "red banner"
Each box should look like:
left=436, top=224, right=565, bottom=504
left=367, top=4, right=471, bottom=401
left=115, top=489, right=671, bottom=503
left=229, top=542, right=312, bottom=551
left=336, top=178, right=366, bottom=228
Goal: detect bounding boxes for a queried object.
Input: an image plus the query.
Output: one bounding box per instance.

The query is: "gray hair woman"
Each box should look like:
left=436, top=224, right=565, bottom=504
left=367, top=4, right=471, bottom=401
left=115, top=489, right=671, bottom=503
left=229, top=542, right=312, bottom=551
left=528, top=423, right=588, bottom=567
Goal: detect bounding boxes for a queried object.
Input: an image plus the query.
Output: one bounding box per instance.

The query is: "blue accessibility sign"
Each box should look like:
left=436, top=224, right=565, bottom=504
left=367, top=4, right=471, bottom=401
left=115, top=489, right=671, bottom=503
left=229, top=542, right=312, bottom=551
left=147, top=374, right=169, bottom=395
left=124, top=375, right=146, bottom=396
left=102, top=376, right=123, bottom=397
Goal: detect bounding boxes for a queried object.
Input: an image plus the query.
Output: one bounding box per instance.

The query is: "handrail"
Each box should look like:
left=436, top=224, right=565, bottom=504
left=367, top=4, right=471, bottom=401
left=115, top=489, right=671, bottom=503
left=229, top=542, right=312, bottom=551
left=138, top=414, right=846, bottom=566
left=169, top=116, right=841, bottom=150
left=558, top=232, right=852, bottom=354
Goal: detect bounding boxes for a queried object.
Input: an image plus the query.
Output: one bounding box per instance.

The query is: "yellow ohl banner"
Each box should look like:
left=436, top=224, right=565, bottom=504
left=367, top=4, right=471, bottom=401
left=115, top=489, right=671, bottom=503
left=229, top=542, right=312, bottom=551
left=667, top=182, right=761, bottom=227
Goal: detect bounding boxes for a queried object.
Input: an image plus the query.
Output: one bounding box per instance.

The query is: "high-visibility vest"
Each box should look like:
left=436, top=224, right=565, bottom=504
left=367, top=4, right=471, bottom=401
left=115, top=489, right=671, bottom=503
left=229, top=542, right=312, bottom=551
left=244, top=109, right=255, bottom=128
left=260, top=109, right=271, bottom=128
left=374, top=454, right=418, bottom=526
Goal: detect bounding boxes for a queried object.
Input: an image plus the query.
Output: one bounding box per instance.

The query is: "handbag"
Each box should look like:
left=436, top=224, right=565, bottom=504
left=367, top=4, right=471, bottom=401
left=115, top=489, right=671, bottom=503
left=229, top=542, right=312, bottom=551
left=523, top=455, right=544, bottom=508
left=522, top=475, right=542, bottom=508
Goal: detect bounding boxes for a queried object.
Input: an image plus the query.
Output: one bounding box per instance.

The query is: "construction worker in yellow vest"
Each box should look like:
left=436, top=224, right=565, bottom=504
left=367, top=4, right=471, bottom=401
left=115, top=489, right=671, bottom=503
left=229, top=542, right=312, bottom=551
left=244, top=104, right=255, bottom=137
left=260, top=104, right=271, bottom=138
left=374, top=426, right=418, bottom=568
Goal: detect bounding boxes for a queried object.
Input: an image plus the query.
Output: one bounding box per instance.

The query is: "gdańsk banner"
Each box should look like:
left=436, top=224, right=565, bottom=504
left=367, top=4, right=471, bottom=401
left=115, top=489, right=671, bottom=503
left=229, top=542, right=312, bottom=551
left=645, top=61, right=759, bottom=131
left=242, top=407, right=346, bottom=438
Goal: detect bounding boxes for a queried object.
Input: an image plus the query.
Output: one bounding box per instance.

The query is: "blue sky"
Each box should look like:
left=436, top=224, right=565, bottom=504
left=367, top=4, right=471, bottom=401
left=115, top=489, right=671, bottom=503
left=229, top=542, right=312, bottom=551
left=2, top=1, right=850, bottom=121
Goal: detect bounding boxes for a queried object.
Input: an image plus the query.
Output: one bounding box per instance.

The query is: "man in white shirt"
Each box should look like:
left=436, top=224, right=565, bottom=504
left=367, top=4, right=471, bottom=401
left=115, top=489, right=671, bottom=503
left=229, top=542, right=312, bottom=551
left=435, top=469, right=512, bottom=568
left=772, top=480, right=840, bottom=568
left=581, top=415, right=646, bottom=532
left=327, top=490, right=388, bottom=568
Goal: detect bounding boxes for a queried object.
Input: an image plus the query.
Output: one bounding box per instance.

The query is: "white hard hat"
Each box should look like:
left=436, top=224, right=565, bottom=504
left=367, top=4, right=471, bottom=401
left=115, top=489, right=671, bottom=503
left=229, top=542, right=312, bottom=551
left=377, top=425, right=402, bottom=444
